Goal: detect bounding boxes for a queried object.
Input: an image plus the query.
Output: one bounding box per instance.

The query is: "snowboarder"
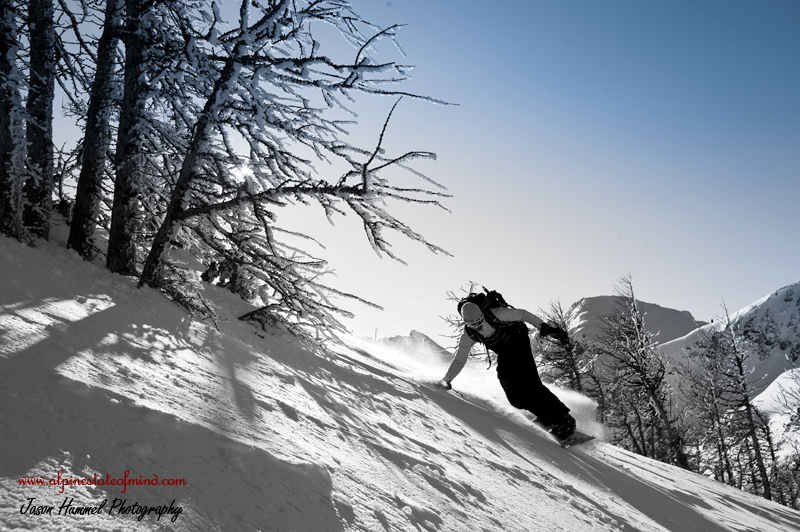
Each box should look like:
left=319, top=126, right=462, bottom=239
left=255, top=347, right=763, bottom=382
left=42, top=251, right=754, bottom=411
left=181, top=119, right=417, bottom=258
left=439, top=298, right=577, bottom=440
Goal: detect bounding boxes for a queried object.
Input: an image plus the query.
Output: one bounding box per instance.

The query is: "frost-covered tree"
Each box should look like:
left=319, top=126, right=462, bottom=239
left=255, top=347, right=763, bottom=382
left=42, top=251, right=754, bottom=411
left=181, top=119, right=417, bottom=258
left=67, top=0, right=123, bottom=260
left=21, top=0, right=447, bottom=342
left=105, top=0, right=152, bottom=274
left=0, top=0, right=27, bottom=240
left=681, top=305, right=774, bottom=499
left=778, top=371, right=800, bottom=440
left=22, top=0, right=56, bottom=239
left=58, top=0, right=196, bottom=262
left=597, top=276, right=692, bottom=470
left=769, top=448, right=800, bottom=510
left=535, top=299, right=596, bottom=394
left=718, top=312, right=774, bottom=501
left=679, top=344, right=737, bottom=485
left=131, top=0, right=449, bottom=342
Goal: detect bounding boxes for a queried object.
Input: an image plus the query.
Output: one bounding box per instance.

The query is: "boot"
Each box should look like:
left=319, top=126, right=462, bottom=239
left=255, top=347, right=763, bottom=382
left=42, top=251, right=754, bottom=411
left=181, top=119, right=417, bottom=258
left=549, top=414, right=576, bottom=440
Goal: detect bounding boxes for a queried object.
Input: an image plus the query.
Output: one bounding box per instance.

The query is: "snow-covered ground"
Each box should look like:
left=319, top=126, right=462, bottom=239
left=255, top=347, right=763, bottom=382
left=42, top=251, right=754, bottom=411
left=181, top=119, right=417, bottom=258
left=2, top=231, right=800, bottom=531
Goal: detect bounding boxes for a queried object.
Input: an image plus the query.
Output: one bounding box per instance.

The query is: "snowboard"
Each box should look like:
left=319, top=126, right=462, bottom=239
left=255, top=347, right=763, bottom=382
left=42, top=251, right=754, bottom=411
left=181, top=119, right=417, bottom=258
left=555, top=430, right=595, bottom=449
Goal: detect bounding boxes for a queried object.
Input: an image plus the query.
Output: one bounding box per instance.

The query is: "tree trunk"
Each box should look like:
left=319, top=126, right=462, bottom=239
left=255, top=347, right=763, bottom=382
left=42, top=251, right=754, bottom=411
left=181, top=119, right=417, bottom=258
left=728, top=322, right=773, bottom=500
left=0, top=0, right=24, bottom=239
left=649, top=392, right=691, bottom=470
left=712, top=399, right=735, bottom=485
left=139, top=56, right=240, bottom=289
left=23, top=0, right=56, bottom=239
left=743, top=400, right=772, bottom=500
left=107, top=0, right=147, bottom=275
left=68, top=0, right=121, bottom=259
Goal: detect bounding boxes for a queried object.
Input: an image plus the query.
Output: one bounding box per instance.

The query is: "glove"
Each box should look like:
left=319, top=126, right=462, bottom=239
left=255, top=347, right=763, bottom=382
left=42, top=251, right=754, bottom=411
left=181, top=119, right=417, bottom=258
left=437, top=378, right=452, bottom=390
left=539, top=323, right=569, bottom=345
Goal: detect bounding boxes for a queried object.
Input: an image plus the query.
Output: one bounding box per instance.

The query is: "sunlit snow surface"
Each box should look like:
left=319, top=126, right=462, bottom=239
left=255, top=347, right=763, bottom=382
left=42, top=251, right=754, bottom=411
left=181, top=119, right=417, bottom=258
left=2, top=230, right=799, bottom=531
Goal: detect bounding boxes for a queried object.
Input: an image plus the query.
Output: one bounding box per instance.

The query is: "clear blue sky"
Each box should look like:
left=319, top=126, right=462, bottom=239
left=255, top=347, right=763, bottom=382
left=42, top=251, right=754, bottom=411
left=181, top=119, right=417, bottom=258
left=283, top=0, right=800, bottom=344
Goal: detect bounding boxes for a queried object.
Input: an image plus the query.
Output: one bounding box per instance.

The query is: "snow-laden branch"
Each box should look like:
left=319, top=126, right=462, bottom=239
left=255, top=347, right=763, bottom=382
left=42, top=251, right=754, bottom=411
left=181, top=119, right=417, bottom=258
left=113, top=0, right=454, bottom=344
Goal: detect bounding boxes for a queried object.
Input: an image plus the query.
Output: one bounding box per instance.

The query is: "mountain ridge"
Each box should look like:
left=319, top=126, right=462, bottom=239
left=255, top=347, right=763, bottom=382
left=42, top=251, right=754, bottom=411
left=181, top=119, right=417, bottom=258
left=568, top=295, right=707, bottom=345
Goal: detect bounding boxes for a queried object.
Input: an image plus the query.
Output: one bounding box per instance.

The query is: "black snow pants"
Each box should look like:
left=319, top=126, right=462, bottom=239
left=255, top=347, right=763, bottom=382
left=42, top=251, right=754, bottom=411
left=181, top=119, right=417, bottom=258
left=484, top=322, right=570, bottom=427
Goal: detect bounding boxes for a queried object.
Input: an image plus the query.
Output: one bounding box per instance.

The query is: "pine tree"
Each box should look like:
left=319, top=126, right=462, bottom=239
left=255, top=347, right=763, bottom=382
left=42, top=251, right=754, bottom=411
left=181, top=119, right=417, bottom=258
left=67, top=0, right=123, bottom=260
left=0, top=0, right=26, bottom=240
left=597, top=276, right=692, bottom=469
left=536, top=299, right=595, bottom=394
left=681, top=336, right=739, bottom=485
left=719, top=312, right=773, bottom=500
left=106, top=0, right=151, bottom=274
left=21, top=0, right=447, bottom=344
left=683, top=306, right=774, bottom=499
left=22, top=0, right=56, bottom=239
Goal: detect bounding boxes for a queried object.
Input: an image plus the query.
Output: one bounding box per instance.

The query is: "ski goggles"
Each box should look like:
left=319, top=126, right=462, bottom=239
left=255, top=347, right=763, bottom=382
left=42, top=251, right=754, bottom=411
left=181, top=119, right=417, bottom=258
left=464, top=315, right=484, bottom=329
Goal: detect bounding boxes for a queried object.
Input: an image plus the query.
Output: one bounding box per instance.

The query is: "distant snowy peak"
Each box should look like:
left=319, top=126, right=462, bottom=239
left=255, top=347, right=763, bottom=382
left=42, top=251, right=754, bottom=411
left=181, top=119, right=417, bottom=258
left=727, top=281, right=800, bottom=334
left=568, top=295, right=706, bottom=344
left=380, top=330, right=452, bottom=361
left=659, top=281, right=800, bottom=383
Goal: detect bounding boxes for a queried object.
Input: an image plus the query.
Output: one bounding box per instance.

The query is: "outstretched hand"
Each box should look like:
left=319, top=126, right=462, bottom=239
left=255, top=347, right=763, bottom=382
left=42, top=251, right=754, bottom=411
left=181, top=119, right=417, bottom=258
left=540, top=323, right=570, bottom=345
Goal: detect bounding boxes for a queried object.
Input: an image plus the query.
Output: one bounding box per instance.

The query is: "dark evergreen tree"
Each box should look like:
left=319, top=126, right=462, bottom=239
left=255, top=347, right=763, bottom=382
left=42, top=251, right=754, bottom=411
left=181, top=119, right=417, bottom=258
left=0, top=0, right=26, bottom=240
left=106, top=0, right=150, bottom=274
left=22, top=0, right=56, bottom=238
left=67, top=0, right=123, bottom=260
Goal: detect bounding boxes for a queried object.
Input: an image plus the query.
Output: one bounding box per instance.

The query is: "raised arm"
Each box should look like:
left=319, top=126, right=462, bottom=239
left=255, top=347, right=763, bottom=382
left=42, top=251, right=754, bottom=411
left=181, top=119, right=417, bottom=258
left=490, top=307, right=545, bottom=329
left=492, top=307, right=570, bottom=344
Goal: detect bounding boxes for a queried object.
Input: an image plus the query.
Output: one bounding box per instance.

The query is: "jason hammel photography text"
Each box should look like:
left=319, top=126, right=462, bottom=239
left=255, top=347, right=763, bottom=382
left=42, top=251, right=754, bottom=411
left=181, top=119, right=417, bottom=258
left=20, top=496, right=183, bottom=523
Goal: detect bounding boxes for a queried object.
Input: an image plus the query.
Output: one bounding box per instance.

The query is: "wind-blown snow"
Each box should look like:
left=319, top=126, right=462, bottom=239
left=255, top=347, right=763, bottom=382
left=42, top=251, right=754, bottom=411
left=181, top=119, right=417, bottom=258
left=2, top=229, right=799, bottom=531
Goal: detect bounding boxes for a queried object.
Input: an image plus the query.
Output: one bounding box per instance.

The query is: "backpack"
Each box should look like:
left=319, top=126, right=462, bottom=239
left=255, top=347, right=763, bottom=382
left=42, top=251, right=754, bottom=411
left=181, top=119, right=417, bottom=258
left=456, top=286, right=510, bottom=316
left=457, top=286, right=521, bottom=368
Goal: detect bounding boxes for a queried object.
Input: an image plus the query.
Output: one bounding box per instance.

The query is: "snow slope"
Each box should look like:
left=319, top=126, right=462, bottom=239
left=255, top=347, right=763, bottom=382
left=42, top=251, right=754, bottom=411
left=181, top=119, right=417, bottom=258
left=2, top=232, right=800, bottom=531
left=752, top=367, right=800, bottom=460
